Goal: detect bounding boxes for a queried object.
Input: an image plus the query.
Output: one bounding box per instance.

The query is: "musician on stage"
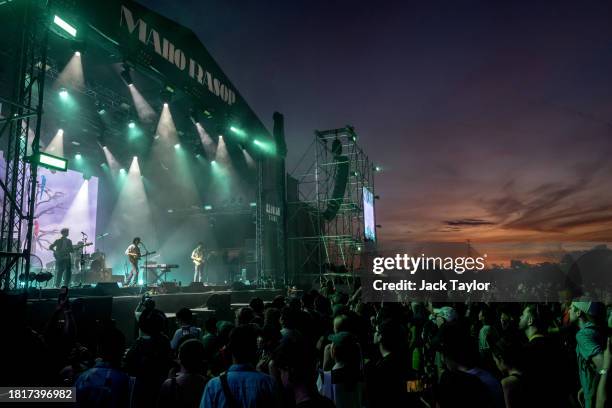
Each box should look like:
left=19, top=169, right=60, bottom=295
left=49, top=228, right=73, bottom=287
left=125, top=237, right=141, bottom=286
left=191, top=242, right=205, bottom=283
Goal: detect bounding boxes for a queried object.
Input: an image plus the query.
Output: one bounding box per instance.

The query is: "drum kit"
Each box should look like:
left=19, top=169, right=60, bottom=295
left=43, top=250, right=110, bottom=285
left=74, top=251, right=110, bottom=283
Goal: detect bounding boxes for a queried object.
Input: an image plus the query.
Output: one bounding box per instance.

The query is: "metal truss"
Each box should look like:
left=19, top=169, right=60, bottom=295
left=289, top=126, right=375, bottom=284
left=0, top=0, right=48, bottom=290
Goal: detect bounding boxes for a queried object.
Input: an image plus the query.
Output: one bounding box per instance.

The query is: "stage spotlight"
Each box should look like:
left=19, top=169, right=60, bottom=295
left=160, top=84, right=174, bottom=105
left=120, top=64, right=133, bottom=86
left=195, top=153, right=201, bottom=158
left=174, top=143, right=180, bottom=149
left=59, top=88, right=68, bottom=99
left=229, top=126, right=247, bottom=139
left=128, top=120, right=136, bottom=129
left=249, top=202, right=257, bottom=207
left=253, top=138, right=276, bottom=155
left=189, top=107, right=199, bottom=124
left=211, top=160, right=216, bottom=164
left=374, top=165, right=382, bottom=172
left=204, top=205, right=212, bottom=210
left=119, top=168, right=126, bottom=174
left=133, top=156, right=138, bottom=160
left=53, top=15, right=77, bottom=37
left=75, top=153, right=82, bottom=160
left=75, top=51, right=80, bottom=56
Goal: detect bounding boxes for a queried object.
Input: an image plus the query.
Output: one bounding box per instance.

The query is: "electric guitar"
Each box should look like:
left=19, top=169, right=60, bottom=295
left=127, top=250, right=156, bottom=264
left=192, top=252, right=210, bottom=267
left=53, top=242, right=92, bottom=260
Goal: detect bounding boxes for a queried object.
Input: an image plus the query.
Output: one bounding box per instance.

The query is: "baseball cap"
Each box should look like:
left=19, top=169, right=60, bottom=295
left=571, top=301, right=604, bottom=317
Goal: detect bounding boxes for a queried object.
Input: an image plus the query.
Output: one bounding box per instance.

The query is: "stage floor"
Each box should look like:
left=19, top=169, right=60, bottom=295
left=24, top=287, right=284, bottom=343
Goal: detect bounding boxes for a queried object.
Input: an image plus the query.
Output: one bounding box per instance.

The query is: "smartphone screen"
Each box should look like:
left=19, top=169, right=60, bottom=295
left=406, top=379, right=424, bottom=393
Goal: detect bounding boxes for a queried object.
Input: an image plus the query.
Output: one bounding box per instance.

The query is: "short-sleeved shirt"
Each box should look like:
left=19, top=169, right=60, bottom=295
left=200, top=364, right=281, bottom=408
left=125, top=244, right=140, bottom=260
left=576, top=322, right=604, bottom=408
left=52, top=237, right=73, bottom=260
left=75, top=361, right=130, bottom=408
left=171, top=325, right=203, bottom=350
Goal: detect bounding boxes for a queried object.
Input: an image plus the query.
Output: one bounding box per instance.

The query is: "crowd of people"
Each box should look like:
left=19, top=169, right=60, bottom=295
left=2, top=282, right=612, bottom=408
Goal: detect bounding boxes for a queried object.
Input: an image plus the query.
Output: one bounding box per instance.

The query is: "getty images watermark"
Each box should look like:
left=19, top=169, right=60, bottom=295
left=370, top=254, right=491, bottom=293
left=361, top=244, right=612, bottom=302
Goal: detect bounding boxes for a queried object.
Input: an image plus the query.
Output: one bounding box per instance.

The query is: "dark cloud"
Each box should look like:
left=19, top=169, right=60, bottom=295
left=444, top=218, right=495, bottom=227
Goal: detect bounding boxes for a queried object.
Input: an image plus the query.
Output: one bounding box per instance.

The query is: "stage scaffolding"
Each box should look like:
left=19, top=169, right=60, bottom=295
left=0, top=0, right=49, bottom=290
left=288, top=126, right=375, bottom=286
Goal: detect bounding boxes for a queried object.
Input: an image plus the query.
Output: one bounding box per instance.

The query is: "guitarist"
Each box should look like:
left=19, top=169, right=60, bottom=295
left=125, top=237, right=142, bottom=286
left=49, top=228, right=73, bottom=287
left=191, top=242, right=205, bottom=283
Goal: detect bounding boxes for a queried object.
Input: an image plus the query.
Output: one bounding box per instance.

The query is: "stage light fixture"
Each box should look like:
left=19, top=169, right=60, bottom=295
left=95, top=101, right=106, bottom=115
left=160, top=84, right=174, bottom=105
left=249, top=202, right=257, bottom=207
left=59, top=88, right=68, bottom=99
left=195, top=153, right=201, bottom=158
left=75, top=153, right=82, bottom=160
left=174, top=143, right=180, bottom=149
left=229, top=126, right=247, bottom=138
left=211, top=160, right=216, bottom=164
left=189, top=107, right=199, bottom=124
left=128, top=120, right=136, bottom=129
left=120, top=64, right=133, bottom=86
left=253, top=138, right=276, bottom=155
left=53, top=15, right=77, bottom=37
left=204, top=205, right=213, bottom=210
left=374, top=165, right=382, bottom=172
left=75, top=51, right=80, bottom=56
left=119, top=168, right=126, bottom=174
left=36, top=152, right=68, bottom=171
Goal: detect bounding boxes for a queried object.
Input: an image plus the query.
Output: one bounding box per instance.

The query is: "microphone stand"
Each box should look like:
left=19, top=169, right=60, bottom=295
left=140, top=241, right=149, bottom=293
left=80, top=233, right=88, bottom=285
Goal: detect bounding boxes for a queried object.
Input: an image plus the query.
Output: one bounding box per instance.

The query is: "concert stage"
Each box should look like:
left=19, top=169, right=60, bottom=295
left=0, top=0, right=287, bottom=293
left=24, top=286, right=284, bottom=343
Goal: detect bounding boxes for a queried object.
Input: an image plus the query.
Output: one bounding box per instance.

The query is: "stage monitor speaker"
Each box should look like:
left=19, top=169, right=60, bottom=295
left=184, top=282, right=204, bottom=293
left=159, top=282, right=179, bottom=294
left=206, top=293, right=231, bottom=311
left=94, top=282, right=121, bottom=296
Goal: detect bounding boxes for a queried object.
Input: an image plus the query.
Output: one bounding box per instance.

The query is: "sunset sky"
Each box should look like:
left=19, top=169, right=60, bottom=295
left=140, top=0, right=612, bottom=265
